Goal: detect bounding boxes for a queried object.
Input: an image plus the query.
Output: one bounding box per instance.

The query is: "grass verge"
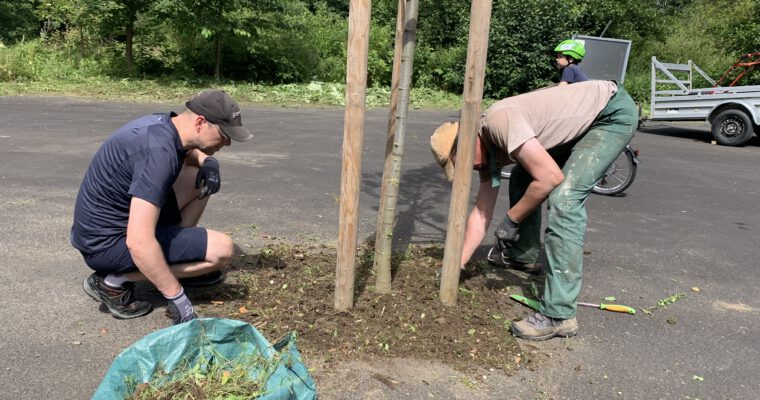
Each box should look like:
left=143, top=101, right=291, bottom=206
left=0, top=78, right=465, bottom=110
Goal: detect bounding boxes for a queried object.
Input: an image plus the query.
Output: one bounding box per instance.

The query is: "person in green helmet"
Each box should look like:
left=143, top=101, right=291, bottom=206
left=555, top=39, right=589, bottom=86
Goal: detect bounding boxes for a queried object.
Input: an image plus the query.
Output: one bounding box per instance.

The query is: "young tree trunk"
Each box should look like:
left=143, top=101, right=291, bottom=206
left=373, top=0, right=419, bottom=294
left=214, top=34, right=221, bottom=80
left=335, top=0, right=371, bottom=312
left=125, top=18, right=134, bottom=74
left=214, top=5, right=222, bottom=80
left=440, top=0, right=492, bottom=306
left=79, top=27, right=84, bottom=62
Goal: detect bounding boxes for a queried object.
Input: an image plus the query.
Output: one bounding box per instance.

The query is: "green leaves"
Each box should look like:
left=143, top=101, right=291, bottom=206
left=2, top=0, right=758, bottom=96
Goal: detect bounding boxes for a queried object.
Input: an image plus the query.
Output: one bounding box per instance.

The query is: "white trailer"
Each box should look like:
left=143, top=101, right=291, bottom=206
left=648, top=56, right=760, bottom=146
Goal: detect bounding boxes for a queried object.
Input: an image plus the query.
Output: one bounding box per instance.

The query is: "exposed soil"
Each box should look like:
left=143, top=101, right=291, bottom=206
left=192, top=243, right=546, bottom=375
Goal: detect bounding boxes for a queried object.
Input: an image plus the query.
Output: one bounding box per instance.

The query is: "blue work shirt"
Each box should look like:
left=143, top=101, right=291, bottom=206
left=560, top=64, right=589, bottom=84
left=71, top=112, right=186, bottom=254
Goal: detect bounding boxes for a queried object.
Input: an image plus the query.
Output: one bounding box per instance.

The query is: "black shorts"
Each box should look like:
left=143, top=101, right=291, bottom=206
left=82, top=190, right=208, bottom=275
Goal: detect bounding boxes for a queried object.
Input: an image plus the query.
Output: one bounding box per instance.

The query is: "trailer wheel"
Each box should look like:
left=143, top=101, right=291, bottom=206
left=711, top=109, right=754, bottom=146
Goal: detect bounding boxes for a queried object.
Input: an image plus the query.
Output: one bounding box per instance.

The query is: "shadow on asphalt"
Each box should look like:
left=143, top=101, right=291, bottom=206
left=360, top=163, right=452, bottom=249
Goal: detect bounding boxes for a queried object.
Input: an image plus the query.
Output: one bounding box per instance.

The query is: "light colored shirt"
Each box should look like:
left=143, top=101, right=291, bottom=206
left=478, top=80, right=617, bottom=183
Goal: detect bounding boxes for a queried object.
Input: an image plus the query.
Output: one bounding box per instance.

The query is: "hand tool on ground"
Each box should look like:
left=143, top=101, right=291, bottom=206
left=510, top=294, right=636, bottom=314
left=509, top=294, right=540, bottom=311
left=577, top=301, right=636, bottom=314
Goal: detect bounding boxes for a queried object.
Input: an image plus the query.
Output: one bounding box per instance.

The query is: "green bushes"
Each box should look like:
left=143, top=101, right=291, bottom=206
left=0, top=39, right=116, bottom=82
left=1, top=0, right=759, bottom=105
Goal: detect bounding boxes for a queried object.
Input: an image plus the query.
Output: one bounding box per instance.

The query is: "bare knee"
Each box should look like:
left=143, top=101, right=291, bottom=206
left=206, top=230, right=234, bottom=268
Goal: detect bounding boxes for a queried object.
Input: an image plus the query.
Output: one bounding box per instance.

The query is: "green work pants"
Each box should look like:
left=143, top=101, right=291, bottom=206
left=506, top=86, right=638, bottom=319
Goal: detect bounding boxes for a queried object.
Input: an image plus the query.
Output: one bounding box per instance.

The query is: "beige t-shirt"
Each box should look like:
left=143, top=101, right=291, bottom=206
left=479, top=80, right=617, bottom=176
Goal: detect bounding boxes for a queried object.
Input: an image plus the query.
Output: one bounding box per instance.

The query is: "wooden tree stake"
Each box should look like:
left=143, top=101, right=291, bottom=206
left=440, top=0, right=492, bottom=306
left=335, top=0, right=372, bottom=311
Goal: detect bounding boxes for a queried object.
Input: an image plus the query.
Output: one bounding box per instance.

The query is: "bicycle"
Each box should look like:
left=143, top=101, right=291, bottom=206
left=500, top=144, right=639, bottom=196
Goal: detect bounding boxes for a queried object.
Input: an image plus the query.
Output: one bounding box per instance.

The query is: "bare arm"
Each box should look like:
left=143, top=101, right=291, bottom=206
left=508, top=138, right=564, bottom=222
left=126, top=197, right=181, bottom=297
left=460, top=180, right=499, bottom=267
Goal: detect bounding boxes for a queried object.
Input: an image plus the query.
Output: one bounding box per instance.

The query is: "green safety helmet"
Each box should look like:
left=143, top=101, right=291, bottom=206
left=554, top=39, right=586, bottom=60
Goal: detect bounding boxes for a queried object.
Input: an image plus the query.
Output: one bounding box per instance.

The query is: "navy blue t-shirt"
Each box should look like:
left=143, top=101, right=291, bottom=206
left=71, top=112, right=186, bottom=254
left=560, top=64, right=589, bottom=84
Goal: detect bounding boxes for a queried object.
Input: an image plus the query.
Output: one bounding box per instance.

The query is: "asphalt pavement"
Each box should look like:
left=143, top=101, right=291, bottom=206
left=0, top=96, right=758, bottom=399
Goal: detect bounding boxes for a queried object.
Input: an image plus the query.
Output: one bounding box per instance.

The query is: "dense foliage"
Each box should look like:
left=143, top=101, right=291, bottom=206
left=1, top=0, right=758, bottom=104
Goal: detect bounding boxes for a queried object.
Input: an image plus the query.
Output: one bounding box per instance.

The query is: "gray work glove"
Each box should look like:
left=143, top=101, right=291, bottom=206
left=165, top=287, right=197, bottom=324
left=495, top=214, right=520, bottom=248
left=195, top=157, right=220, bottom=200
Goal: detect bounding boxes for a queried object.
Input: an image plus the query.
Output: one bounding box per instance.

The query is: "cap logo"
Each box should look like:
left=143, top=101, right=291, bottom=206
left=232, top=111, right=241, bottom=120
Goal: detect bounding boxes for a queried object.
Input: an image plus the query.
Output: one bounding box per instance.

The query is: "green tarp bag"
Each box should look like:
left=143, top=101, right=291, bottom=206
left=93, top=318, right=317, bottom=399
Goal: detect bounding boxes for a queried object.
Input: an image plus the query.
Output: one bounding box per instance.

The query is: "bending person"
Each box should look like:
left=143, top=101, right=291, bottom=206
left=431, top=81, right=637, bottom=340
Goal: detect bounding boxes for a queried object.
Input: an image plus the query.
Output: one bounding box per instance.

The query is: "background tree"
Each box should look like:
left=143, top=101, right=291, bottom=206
left=0, top=0, right=39, bottom=45
left=36, top=0, right=119, bottom=61
left=102, top=0, right=152, bottom=74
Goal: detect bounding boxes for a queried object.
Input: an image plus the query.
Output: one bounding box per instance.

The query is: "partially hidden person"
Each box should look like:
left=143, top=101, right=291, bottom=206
left=71, top=89, right=253, bottom=324
left=430, top=80, right=637, bottom=340
left=555, top=39, right=589, bottom=85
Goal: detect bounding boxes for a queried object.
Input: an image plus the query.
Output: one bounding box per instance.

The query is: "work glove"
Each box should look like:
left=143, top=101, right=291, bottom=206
left=165, top=287, right=197, bottom=325
left=195, top=157, right=220, bottom=200
left=495, top=214, right=520, bottom=249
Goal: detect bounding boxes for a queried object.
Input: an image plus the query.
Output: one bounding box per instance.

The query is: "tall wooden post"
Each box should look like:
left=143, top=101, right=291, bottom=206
left=440, top=0, right=492, bottom=306
left=373, top=0, right=419, bottom=293
left=335, top=0, right=372, bottom=311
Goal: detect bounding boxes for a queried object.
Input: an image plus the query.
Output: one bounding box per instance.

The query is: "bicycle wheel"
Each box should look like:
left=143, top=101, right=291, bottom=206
left=591, top=149, right=637, bottom=196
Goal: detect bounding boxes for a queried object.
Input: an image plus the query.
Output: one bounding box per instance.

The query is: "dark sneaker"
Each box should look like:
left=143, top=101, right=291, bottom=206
left=511, top=312, right=578, bottom=341
left=486, top=246, right=543, bottom=274
left=83, top=274, right=153, bottom=319
left=179, top=270, right=225, bottom=288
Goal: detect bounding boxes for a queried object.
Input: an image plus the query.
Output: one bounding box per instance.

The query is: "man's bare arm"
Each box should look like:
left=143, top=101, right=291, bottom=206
left=509, top=138, right=564, bottom=222
left=460, top=180, right=499, bottom=266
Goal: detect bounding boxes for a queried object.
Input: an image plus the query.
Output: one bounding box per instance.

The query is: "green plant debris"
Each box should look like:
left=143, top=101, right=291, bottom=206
left=657, top=293, right=686, bottom=307
left=642, top=292, right=687, bottom=314
left=692, top=375, right=704, bottom=381
left=528, top=282, right=540, bottom=299
left=604, top=296, right=617, bottom=302
left=126, top=351, right=276, bottom=400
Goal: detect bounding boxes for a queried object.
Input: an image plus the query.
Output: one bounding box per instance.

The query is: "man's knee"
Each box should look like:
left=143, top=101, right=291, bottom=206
left=548, top=183, right=582, bottom=214
left=206, top=230, right=234, bottom=267
left=173, top=165, right=204, bottom=208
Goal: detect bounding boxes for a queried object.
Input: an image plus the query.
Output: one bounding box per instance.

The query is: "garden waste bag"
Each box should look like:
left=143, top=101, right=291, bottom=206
left=93, top=318, right=317, bottom=399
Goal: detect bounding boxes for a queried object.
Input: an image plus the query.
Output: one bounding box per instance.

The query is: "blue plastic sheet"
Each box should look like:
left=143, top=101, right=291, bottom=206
left=93, top=318, right=317, bottom=399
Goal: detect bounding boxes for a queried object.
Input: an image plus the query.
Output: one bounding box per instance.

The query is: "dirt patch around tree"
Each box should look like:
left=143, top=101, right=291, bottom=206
left=190, top=243, right=549, bottom=379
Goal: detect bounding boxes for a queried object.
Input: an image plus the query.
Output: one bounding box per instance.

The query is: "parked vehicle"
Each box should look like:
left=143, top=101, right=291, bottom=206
left=645, top=55, right=760, bottom=146
left=499, top=144, right=640, bottom=196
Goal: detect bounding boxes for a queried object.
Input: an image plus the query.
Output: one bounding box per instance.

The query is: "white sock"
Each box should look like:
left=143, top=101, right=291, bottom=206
left=103, top=273, right=130, bottom=288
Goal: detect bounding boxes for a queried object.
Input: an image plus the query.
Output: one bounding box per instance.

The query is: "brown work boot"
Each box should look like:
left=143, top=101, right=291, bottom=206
left=511, top=312, right=578, bottom=340
left=83, top=273, right=153, bottom=319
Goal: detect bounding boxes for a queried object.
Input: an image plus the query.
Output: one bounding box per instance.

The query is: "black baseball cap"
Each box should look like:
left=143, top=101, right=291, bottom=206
left=186, top=89, right=253, bottom=141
